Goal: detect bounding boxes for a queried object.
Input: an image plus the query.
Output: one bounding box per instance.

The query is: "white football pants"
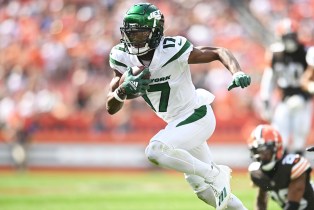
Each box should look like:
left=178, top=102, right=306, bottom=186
left=145, top=105, right=247, bottom=210
left=272, top=96, right=312, bottom=152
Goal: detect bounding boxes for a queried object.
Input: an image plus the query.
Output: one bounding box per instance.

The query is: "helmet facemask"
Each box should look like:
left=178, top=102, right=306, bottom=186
left=250, top=142, right=277, bottom=171
left=121, top=25, right=157, bottom=55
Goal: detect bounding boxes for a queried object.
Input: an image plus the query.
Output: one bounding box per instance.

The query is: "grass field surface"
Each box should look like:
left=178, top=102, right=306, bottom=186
left=0, top=170, right=281, bottom=210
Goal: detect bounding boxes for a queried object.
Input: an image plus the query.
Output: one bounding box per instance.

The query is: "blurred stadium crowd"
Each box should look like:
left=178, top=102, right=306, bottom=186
left=0, top=0, right=313, bottom=144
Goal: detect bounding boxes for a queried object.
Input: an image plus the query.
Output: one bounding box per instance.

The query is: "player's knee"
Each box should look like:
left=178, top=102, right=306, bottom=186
left=145, top=141, right=170, bottom=165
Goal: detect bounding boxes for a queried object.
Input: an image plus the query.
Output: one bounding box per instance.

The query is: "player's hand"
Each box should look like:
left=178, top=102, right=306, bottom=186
left=120, top=67, right=151, bottom=95
left=228, top=71, right=251, bottom=91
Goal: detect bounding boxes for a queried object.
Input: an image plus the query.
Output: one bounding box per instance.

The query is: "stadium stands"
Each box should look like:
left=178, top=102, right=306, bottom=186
left=0, top=0, right=313, bottom=152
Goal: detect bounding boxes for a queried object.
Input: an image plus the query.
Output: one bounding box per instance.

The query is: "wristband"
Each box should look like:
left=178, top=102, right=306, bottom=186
left=284, top=201, right=299, bottom=210
left=113, top=89, right=125, bottom=102
left=232, top=71, right=245, bottom=78
left=232, top=71, right=245, bottom=79
left=308, top=81, right=314, bottom=94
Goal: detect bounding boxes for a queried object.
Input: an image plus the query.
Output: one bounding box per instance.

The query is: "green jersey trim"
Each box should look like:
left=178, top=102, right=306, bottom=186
left=162, top=40, right=192, bottom=68
left=176, top=105, right=207, bottom=127
left=142, top=95, right=156, bottom=112
left=109, top=57, right=127, bottom=68
left=114, top=45, right=126, bottom=52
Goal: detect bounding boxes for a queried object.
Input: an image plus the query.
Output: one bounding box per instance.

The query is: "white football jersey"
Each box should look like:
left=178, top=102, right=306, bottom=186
left=109, top=36, right=214, bottom=123
left=306, top=46, right=314, bottom=67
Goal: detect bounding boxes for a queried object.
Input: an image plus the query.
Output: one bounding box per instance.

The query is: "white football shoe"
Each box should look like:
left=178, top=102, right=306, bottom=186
left=205, top=164, right=232, bottom=210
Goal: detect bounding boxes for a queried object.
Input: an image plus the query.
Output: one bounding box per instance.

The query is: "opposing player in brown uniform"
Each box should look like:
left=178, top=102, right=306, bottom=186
left=247, top=124, right=314, bottom=210
left=260, top=18, right=313, bottom=155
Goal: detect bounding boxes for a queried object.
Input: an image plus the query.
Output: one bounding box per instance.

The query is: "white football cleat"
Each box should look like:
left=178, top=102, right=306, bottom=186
left=205, top=164, right=232, bottom=210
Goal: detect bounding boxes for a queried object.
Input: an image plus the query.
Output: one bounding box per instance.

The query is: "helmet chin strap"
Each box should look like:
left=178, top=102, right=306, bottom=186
left=128, top=44, right=150, bottom=55
left=261, top=154, right=277, bottom=171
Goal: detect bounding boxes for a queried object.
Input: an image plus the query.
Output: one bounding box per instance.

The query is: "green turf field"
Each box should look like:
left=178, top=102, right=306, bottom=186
left=0, top=170, right=281, bottom=210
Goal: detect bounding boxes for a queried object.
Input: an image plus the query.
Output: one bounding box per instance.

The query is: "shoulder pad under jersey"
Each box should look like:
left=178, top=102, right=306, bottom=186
left=306, top=46, right=314, bottom=66
left=158, top=36, right=193, bottom=68
left=269, top=42, right=284, bottom=53
left=248, top=162, right=261, bottom=172
left=289, top=155, right=311, bottom=180
left=248, top=162, right=267, bottom=188
left=109, top=43, right=129, bottom=73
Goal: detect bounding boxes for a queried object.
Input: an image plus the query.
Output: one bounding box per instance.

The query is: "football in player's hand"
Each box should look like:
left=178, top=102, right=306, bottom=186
left=119, top=66, right=151, bottom=99
left=119, top=66, right=150, bottom=85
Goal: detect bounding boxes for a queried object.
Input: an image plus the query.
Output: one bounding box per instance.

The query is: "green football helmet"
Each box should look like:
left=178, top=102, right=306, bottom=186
left=120, top=3, right=164, bottom=55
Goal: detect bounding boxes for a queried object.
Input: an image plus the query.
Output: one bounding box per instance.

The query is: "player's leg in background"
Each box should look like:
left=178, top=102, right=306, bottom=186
left=271, top=101, right=290, bottom=152
left=185, top=143, right=248, bottom=210
left=291, top=100, right=313, bottom=155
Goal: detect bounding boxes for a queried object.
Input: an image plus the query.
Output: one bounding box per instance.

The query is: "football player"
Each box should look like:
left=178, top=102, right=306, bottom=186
left=260, top=18, right=314, bottom=155
left=106, top=3, right=250, bottom=210
left=247, top=124, right=314, bottom=210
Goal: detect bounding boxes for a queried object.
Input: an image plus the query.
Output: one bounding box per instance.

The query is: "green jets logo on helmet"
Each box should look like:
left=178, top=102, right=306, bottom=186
left=120, top=3, right=164, bottom=55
